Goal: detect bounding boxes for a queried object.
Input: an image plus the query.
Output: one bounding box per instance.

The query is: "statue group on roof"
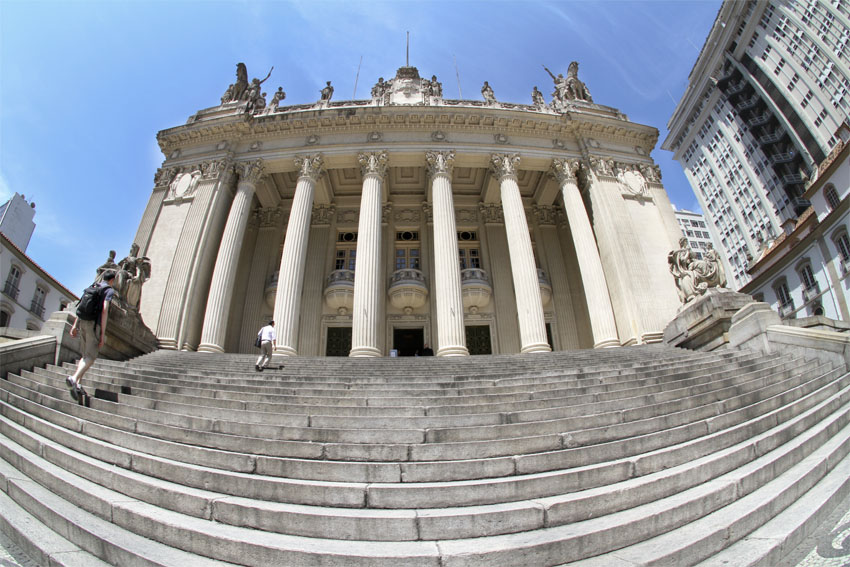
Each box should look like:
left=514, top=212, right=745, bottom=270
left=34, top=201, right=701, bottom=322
left=221, top=63, right=279, bottom=115
left=543, top=61, right=593, bottom=111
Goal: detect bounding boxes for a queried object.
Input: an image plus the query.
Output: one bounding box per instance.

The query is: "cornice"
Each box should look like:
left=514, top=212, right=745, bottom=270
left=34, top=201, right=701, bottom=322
left=157, top=104, right=657, bottom=156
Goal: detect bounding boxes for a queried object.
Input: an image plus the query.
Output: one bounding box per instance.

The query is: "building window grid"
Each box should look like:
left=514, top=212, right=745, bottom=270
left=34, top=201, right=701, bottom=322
left=334, top=232, right=358, bottom=271
left=825, top=185, right=840, bottom=210
left=458, top=231, right=481, bottom=270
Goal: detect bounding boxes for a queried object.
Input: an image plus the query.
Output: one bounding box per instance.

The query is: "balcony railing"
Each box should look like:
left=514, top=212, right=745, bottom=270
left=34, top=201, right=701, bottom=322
left=2, top=282, right=19, bottom=300
left=29, top=301, right=45, bottom=319
left=747, top=113, right=772, bottom=127
left=802, top=284, right=821, bottom=303
left=779, top=302, right=796, bottom=318
left=735, top=96, right=760, bottom=111
left=725, top=80, right=748, bottom=95
left=783, top=173, right=806, bottom=184
left=759, top=129, right=786, bottom=145
left=769, top=152, right=796, bottom=165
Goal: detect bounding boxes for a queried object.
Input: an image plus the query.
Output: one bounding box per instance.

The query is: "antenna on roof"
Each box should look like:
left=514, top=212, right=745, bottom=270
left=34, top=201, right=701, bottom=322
left=406, top=31, right=410, bottom=66
left=454, top=55, right=462, bottom=99
left=353, top=55, right=363, bottom=99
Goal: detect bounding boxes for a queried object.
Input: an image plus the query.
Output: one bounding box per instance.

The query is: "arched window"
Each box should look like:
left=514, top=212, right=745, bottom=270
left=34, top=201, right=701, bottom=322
left=0, top=310, right=10, bottom=327
left=825, top=184, right=840, bottom=211
left=832, top=230, right=850, bottom=273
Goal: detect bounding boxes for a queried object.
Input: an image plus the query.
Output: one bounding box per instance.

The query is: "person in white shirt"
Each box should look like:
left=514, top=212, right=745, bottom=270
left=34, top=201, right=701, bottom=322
left=255, top=320, right=276, bottom=371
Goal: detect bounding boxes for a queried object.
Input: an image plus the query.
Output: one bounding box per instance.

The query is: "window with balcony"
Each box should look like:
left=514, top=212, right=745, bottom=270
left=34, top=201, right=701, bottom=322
left=458, top=230, right=481, bottom=270
left=798, top=262, right=820, bottom=301
left=773, top=279, right=794, bottom=316
left=3, top=265, right=22, bottom=300
left=334, top=232, right=357, bottom=271
left=833, top=230, right=850, bottom=274
left=825, top=184, right=840, bottom=210
left=30, top=286, right=47, bottom=318
left=394, top=231, right=420, bottom=270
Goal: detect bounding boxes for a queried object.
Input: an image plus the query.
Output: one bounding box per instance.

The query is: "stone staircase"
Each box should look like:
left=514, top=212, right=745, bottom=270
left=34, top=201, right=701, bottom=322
left=0, top=344, right=849, bottom=566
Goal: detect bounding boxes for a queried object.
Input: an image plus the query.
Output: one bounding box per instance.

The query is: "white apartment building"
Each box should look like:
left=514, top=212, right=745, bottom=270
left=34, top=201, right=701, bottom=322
left=1, top=231, right=77, bottom=331
left=664, top=0, right=850, bottom=289
left=741, top=125, right=850, bottom=321
left=674, top=208, right=715, bottom=259
left=0, top=193, right=36, bottom=252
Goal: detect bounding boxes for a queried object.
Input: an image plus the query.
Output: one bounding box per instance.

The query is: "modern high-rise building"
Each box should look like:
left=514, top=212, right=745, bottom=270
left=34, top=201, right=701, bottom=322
left=133, top=62, right=683, bottom=357
left=663, top=0, right=850, bottom=289
left=673, top=208, right=716, bottom=260
left=0, top=193, right=36, bottom=252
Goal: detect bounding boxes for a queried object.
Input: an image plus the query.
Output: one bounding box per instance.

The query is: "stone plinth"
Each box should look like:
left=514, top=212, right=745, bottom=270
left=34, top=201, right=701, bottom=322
left=662, top=288, right=755, bottom=351
left=43, top=308, right=158, bottom=364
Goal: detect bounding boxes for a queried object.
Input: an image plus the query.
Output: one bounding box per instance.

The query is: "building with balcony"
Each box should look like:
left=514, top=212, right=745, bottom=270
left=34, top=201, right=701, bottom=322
left=741, top=124, right=850, bottom=321
left=0, top=231, right=77, bottom=331
left=663, top=0, right=850, bottom=289
left=134, top=62, right=683, bottom=357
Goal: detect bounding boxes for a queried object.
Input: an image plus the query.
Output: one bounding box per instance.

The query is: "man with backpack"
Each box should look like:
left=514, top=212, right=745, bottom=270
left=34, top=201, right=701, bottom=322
left=66, top=269, right=117, bottom=400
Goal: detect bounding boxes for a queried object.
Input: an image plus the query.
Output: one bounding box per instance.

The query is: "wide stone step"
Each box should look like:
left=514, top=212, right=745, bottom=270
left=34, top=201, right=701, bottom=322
left=1, top=368, right=848, bottom=543
left=2, top=383, right=848, bottom=563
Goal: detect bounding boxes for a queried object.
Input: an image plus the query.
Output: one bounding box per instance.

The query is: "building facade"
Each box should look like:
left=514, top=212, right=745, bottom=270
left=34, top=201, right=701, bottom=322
left=135, top=63, right=683, bottom=357
left=664, top=0, right=850, bottom=289
left=1, top=231, right=77, bottom=331
left=674, top=208, right=716, bottom=260
left=741, top=125, right=850, bottom=321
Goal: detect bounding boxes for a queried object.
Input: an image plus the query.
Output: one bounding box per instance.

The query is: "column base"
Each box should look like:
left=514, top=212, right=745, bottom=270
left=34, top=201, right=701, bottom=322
left=593, top=338, right=621, bottom=349
left=520, top=342, right=552, bottom=354
left=157, top=338, right=178, bottom=350
left=274, top=345, right=297, bottom=356
left=437, top=345, right=469, bottom=357
left=349, top=346, right=382, bottom=357
left=196, top=343, right=225, bottom=354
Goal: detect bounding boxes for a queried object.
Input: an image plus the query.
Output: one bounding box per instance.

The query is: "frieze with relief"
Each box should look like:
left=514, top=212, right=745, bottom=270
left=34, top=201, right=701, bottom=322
left=479, top=203, right=505, bottom=224
left=456, top=208, right=478, bottom=225
left=312, top=204, right=335, bottom=225
left=394, top=208, right=421, bottom=224
left=337, top=209, right=359, bottom=225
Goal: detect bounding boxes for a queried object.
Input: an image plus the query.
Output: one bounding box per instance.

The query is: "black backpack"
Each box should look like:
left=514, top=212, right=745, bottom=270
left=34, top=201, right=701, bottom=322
left=76, top=283, right=106, bottom=322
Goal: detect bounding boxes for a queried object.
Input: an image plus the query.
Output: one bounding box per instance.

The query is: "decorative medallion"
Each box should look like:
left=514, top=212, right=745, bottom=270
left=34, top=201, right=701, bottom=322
left=617, top=163, right=648, bottom=196
left=306, top=135, right=320, bottom=145
left=494, top=133, right=509, bottom=145
left=367, top=131, right=383, bottom=142
left=431, top=131, right=447, bottom=142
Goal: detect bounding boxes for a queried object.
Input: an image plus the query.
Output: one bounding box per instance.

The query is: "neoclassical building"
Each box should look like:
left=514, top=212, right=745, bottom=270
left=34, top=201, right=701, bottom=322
left=134, top=63, right=683, bottom=356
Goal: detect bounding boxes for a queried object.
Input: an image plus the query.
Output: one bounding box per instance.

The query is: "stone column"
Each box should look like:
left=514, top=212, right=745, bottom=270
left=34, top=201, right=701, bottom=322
left=350, top=151, right=388, bottom=357
left=490, top=154, right=550, bottom=353
left=273, top=155, right=325, bottom=356
left=552, top=158, right=619, bottom=348
left=197, top=160, right=263, bottom=353
left=426, top=150, right=468, bottom=357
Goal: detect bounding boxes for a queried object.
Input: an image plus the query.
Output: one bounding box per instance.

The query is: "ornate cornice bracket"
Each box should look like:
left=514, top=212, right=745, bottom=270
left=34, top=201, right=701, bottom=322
left=479, top=202, right=505, bottom=224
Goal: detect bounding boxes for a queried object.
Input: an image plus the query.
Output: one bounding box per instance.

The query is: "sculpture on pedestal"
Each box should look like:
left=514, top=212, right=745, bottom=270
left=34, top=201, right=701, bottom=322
left=668, top=237, right=727, bottom=303
left=267, top=87, right=286, bottom=113
left=320, top=81, right=334, bottom=101
left=94, top=250, right=119, bottom=283
left=220, top=63, right=273, bottom=108
left=531, top=86, right=545, bottom=107
left=544, top=61, right=593, bottom=112
left=115, top=243, right=152, bottom=311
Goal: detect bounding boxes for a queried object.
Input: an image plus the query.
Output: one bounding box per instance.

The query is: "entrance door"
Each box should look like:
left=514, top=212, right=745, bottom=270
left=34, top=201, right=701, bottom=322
left=465, top=325, right=492, bottom=355
left=326, top=327, right=352, bottom=356
left=393, top=327, right=423, bottom=356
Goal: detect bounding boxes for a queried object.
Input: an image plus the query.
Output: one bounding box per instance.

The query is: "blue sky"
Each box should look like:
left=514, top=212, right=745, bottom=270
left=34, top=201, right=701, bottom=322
left=0, top=0, right=721, bottom=296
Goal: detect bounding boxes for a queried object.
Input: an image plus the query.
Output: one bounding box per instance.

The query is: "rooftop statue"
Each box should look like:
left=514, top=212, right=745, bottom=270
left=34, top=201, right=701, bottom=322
left=371, top=77, right=387, bottom=99
left=531, top=86, right=545, bottom=107
left=429, top=75, right=442, bottom=98
left=543, top=61, right=593, bottom=112
left=320, top=81, right=334, bottom=101
left=668, top=237, right=727, bottom=304
left=267, top=87, right=286, bottom=113
left=481, top=81, right=496, bottom=104
left=220, top=63, right=273, bottom=106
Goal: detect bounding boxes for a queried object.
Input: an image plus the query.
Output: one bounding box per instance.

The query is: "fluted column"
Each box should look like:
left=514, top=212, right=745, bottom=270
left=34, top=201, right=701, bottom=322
left=350, top=151, right=388, bottom=357
left=198, top=160, right=263, bottom=353
left=273, top=155, right=325, bottom=356
left=427, top=150, right=468, bottom=357
left=490, top=154, right=550, bottom=353
left=552, top=159, right=619, bottom=348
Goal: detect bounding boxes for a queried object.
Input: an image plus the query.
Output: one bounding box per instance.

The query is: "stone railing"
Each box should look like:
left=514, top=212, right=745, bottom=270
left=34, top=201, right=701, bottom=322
left=461, top=268, right=492, bottom=314
left=324, top=269, right=355, bottom=315
left=388, top=269, right=428, bottom=314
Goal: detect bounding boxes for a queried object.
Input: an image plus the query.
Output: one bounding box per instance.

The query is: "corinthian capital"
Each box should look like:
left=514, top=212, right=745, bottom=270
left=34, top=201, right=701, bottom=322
left=154, top=166, right=179, bottom=188
left=236, top=159, right=264, bottom=185
left=295, top=154, right=325, bottom=182
left=201, top=157, right=233, bottom=181
left=358, top=151, right=389, bottom=178
left=490, top=153, right=521, bottom=180
left=588, top=156, right=615, bottom=178
left=425, top=150, right=455, bottom=178
left=550, top=158, right=582, bottom=184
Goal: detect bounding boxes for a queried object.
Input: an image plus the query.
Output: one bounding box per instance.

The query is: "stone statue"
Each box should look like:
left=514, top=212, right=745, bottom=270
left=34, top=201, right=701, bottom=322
left=481, top=81, right=496, bottom=104
left=268, top=87, right=286, bottom=112
left=94, top=250, right=119, bottom=283
left=223, top=62, right=249, bottom=103
left=429, top=75, right=442, bottom=98
left=371, top=77, right=386, bottom=98
left=220, top=84, right=235, bottom=105
left=668, top=237, right=727, bottom=303
left=116, top=243, right=152, bottom=311
left=565, top=61, right=592, bottom=102
left=532, top=86, right=545, bottom=107
left=320, top=81, right=334, bottom=101
left=543, top=65, right=567, bottom=103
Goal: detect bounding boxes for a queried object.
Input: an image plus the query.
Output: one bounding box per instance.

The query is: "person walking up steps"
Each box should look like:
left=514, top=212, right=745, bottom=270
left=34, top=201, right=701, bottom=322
left=66, top=269, right=117, bottom=400
left=255, top=320, right=276, bottom=371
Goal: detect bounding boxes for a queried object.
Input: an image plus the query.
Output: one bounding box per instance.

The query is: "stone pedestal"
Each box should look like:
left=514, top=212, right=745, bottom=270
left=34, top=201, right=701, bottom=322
left=662, top=288, right=755, bottom=351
